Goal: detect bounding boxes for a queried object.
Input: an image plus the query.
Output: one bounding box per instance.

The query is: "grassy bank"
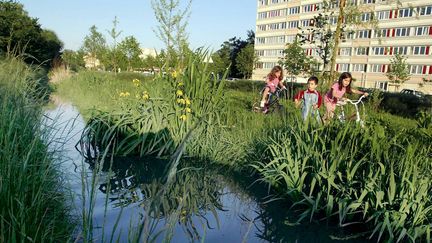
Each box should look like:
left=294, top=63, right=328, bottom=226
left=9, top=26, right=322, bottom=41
left=0, top=58, right=73, bottom=242
left=54, top=54, right=432, bottom=241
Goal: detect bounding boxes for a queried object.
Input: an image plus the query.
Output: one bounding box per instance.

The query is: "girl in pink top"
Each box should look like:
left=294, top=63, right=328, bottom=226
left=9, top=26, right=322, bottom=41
left=323, top=72, right=368, bottom=122
left=260, top=65, right=286, bottom=108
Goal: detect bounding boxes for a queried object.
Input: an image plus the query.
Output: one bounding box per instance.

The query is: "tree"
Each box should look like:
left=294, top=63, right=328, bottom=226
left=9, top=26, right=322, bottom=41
left=105, top=16, right=123, bottom=72
left=0, top=1, right=63, bottom=67
left=297, top=1, right=336, bottom=73
left=118, top=36, right=142, bottom=71
left=210, top=43, right=231, bottom=78
left=151, top=0, right=192, bottom=65
left=279, top=38, right=315, bottom=98
left=142, top=54, right=161, bottom=71
left=386, top=53, right=410, bottom=91
left=36, top=29, right=63, bottom=65
left=297, top=0, right=378, bottom=86
left=81, top=25, right=107, bottom=69
left=61, top=49, right=85, bottom=71
left=235, top=44, right=257, bottom=79
left=213, top=30, right=255, bottom=78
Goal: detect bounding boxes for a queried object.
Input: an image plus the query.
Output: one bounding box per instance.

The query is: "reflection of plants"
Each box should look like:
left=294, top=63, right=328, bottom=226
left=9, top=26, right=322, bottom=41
left=89, top=157, right=224, bottom=241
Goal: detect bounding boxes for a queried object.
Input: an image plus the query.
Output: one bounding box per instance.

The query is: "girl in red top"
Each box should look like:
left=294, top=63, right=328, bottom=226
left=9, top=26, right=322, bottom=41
left=260, top=65, right=286, bottom=108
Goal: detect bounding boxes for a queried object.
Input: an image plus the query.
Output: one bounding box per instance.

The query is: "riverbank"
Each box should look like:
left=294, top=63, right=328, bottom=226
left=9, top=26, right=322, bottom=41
left=53, top=59, right=432, bottom=242
left=0, top=58, right=73, bottom=242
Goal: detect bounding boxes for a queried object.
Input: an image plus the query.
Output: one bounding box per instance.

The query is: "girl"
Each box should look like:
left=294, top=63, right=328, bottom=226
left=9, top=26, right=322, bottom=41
left=260, top=65, right=286, bottom=109
left=323, top=72, right=368, bottom=122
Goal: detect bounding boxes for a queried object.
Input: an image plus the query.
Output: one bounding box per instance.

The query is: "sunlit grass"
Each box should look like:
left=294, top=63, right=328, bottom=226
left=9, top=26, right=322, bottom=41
left=252, top=120, right=432, bottom=242
left=0, top=58, right=73, bottom=242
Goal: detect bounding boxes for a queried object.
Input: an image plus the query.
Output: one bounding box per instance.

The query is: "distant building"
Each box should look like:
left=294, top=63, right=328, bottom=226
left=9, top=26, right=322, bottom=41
left=83, top=54, right=101, bottom=70
left=254, top=0, right=432, bottom=94
left=139, top=48, right=157, bottom=59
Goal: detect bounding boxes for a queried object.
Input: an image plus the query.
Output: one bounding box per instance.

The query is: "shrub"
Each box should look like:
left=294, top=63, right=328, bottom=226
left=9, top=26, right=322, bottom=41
left=380, top=92, right=432, bottom=117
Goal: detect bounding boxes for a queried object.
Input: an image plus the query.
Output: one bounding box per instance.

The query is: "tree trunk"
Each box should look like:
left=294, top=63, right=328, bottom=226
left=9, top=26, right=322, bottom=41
left=329, top=0, right=346, bottom=88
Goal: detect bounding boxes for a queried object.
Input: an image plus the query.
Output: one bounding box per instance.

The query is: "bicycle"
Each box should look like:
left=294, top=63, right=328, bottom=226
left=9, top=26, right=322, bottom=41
left=336, top=95, right=367, bottom=127
left=252, top=87, right=287, bottom=114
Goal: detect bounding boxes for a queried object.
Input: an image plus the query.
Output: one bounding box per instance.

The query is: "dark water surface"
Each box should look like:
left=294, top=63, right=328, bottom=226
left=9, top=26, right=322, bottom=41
left=44, top=103, right=367, bottom=243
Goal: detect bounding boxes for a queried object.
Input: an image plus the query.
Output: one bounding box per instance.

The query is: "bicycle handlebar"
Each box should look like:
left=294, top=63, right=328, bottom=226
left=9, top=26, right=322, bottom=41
left=336, top=95, right=366, bottom=106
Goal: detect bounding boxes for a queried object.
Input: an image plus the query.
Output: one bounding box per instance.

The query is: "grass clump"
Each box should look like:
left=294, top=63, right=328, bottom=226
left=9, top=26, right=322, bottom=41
left=0, top=58, right=73, bottom=242
left=252, top=120, right=432, bottom=242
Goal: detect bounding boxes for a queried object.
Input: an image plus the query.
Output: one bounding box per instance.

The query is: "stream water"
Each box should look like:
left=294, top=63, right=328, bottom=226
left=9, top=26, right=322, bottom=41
left=44, top=102, right=367, bottom=243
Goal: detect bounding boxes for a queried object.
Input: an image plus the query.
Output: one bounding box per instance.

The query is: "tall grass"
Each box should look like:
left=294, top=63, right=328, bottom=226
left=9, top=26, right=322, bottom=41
left=73, top=50, right=230, bottom=161
left=0, top=58, right=73, bottom=242
left=252, top=120, right=432, bottom=242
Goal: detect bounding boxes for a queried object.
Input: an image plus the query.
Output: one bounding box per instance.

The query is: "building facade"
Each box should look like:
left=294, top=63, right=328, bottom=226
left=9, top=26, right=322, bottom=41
left=254, top=0, right=432, bottom=94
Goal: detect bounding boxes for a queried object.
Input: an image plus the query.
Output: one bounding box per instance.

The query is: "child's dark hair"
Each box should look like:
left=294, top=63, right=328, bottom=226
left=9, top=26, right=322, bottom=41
left=268, top=65, right=283, bottom=81
left=337, top=72, right=352, bottom=93
left=308, top=76, right=319, bottom=84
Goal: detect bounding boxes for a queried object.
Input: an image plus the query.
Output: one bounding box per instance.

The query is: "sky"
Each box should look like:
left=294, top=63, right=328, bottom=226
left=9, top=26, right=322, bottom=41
left=16, top=0, right=257, bottom=52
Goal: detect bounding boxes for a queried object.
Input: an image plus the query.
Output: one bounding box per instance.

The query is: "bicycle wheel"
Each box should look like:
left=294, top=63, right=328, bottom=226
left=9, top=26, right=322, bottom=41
left=252, top=101, right=263, bottom=113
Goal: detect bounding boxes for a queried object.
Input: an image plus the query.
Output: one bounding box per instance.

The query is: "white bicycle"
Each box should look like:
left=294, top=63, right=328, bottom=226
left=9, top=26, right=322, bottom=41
left=336, top=95, right=367, bottom=127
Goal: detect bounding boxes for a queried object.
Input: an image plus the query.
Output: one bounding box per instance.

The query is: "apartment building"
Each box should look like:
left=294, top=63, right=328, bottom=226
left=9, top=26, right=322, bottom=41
left=254, top=0, right=432, bottom=94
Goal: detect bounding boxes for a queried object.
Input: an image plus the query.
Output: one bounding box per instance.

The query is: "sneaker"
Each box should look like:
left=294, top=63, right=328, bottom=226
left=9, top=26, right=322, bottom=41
left=260, top=101, right=265, bottom=108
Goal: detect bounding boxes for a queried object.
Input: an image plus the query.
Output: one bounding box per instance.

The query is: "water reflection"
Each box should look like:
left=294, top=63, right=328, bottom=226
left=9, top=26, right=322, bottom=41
left=84, top=155, right=367, bottom=243
left=85, top=156, right=230, bottom=241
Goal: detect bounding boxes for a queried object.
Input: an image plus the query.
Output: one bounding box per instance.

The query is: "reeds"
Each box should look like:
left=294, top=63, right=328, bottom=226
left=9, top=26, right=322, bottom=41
left=0, top=58, right=73, bottom=242
left=252, top=120, right=432, bottom=242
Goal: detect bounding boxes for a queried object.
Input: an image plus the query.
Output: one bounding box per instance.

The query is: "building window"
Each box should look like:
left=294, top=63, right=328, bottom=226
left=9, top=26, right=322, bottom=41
left=394, top=46, right=408, bottom=55
left=288, top=21, right=298, bottom=29
left=361, top=12, right=372, bottom=22
left=375, top=81, right=388, bottom=91
left=395, top=27, right=410, bottom=37
left=375, top=29, right=390, bottom=38
left=255, top=50, right=264, bottom=56
left=329, top=1, right=339, bottom=8
left=302, top=4, right=316, bottom=13
left=418, top=6, right=432, bottom=16
left=377, top=10, right=390, bottom=20
left=373, top=47, right=385, bottom=55
left=339, top=63, right=350, bottom=72
left=300, top=19, right=311, bottom=27
left=263, top=49, right=284, bottom=57
left=415, top=26, right=429, bottom=36
left=285, top=35, right=296, bottom=43
left=256, top=37, right=265, bottom=44
left=288, top=6, right=300, bottom=15
left=371, top=64, right=385, bottom=73
left=263, top=62, right=278, bottom=69
left=356, top=47, right=369, bottom=55
left=363, top=0, right=375, bottom=4
left=353, top=64, right=367, bottom=72
left=357, top=30, right=370, bottom=38
left=398, top=8, right=413, bottom=18
left=340, top=47, right=352, bottom=56
left=258, top=12, right=267, bottom=19
left=410, top=65, right=423, bottom=74
left=412, top=46, right=428, bottom=55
